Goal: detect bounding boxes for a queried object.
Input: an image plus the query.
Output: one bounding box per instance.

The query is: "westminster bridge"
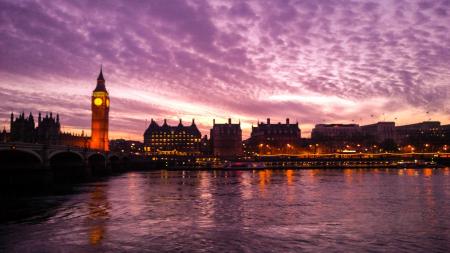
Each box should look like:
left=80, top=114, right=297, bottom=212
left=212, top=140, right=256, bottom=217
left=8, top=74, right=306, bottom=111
left=0, top=142, right=129, bottom=188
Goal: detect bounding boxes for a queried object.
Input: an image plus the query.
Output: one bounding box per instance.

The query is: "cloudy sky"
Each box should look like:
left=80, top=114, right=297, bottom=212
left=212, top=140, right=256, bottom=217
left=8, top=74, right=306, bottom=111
left=1, top=0, right=449, bottom=140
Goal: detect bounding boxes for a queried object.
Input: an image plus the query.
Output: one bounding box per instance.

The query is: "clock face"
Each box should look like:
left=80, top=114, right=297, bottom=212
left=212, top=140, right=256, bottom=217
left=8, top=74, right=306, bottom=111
left=94, top=97, right=103, bottom=106
left=106, top=98, right=110, bottom=107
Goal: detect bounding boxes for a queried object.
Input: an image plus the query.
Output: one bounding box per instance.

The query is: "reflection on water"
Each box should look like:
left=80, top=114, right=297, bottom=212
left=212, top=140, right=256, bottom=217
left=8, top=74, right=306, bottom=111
left=0, top=168, right=449, bottom=252
left=285, top=169, right=294, bottom=185
left=258, top=170, right=266, bottom=192
left=88, top=185, right=109, bottom=245
left=198, top=171, right=214, bottom=229
left=423, top=168, right=433, bottom=177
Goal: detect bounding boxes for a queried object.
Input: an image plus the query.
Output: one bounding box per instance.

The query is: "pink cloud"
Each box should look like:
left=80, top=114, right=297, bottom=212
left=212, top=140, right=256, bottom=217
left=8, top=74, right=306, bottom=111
left=0, top=0, right=449, bottom=140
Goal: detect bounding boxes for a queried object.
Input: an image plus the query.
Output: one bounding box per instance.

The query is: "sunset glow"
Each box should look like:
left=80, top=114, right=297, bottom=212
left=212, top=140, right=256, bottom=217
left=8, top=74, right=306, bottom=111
left=1, top=0, right=449, bottom=140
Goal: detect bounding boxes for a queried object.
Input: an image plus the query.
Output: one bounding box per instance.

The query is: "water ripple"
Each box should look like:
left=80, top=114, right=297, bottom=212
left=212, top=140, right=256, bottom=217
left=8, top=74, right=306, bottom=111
left=1, top=168, right=449, bottom=252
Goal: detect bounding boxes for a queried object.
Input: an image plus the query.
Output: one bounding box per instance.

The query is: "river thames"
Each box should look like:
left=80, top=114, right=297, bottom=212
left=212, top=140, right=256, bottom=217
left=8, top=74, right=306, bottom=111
left=1, top=168, right=449, bottom=252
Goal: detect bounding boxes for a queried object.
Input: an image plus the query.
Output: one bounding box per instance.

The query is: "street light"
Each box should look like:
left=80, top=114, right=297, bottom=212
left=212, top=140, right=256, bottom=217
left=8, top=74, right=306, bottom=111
left=286, top=143, right=292, bottom=154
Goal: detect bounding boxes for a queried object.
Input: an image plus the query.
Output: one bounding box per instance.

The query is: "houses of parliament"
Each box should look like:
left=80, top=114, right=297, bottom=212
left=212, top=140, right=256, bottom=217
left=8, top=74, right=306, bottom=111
left=1, top=69, right=110, bottom=151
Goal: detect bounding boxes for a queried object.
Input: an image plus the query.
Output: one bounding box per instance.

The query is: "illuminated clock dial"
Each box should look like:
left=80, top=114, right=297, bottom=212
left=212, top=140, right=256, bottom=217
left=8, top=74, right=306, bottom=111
left=106, top=98, right=110, bottom=107
left=94, top=97, right=103, bottom=106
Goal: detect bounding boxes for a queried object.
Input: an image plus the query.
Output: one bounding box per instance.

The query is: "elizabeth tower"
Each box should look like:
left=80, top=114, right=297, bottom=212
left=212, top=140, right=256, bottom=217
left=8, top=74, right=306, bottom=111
left=91, top=68, right=110, bottom=151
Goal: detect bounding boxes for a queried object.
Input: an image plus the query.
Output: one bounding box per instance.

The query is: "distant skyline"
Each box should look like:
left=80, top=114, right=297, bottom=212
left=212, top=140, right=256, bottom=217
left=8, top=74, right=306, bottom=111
left=1, top=0, right=449, bottom=140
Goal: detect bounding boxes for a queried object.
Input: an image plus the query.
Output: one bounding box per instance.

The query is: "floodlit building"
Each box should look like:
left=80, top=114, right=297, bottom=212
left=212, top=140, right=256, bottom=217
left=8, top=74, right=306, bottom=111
left=90, top=68, right=110, bottom=151
left=143, top=119, right=202, bottom=156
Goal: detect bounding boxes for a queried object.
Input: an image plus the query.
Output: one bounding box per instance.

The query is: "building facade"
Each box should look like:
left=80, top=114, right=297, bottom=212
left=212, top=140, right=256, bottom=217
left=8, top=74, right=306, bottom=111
left=60, top=132, right=90, bottom=148
left=8, top=111, right=88, bottom=147
left=10, top=112, right=61, bottom=144
left=311, top=124, right=362, bottom=153
left=90, top=68, right=110, bottom=151
left=311, top=124, right=361, bottom=141
left=10, top=112, right=35, bottom=143
left=210, top=118, right=242, bottom=158
left=110, top=139, right=144, bottom=154
left=361, top=122, right=396, bottom=143
left=144, top=119, right=202, bottom=156
left=0, top=127, right=8, bottom=143
left=35, top=112, right=61, bottom=144
left=395, top=121, right=445, bottom=147
left=246, top=118, right=301, bottom=155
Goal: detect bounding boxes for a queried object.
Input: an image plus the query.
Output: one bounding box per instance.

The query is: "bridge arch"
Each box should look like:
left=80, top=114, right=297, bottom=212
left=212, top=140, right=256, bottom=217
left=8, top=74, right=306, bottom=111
left=108, top=154, right=122, bottom=171
left=50, top=151, right=86, bottom=181
left=108, top=154, right=120, bottom=163
left=88, top=153, right=108, bottom=176
left=0, top=148, right=43, bottom=168
left=108, top=153, right=120, bottom=160
left=0, top=148, right=49, bottom=189
left=49, top=150, right=84, bottom=161
left=87, top=152, right=107, bottom=160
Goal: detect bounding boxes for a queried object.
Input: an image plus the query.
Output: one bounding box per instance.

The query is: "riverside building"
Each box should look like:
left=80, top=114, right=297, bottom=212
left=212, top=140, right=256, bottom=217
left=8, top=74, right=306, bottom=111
left=210, top=118, right=242, bottom=158
left=246, top=118, right=301, bottom=155
left=361, top=122, right=396, bottom=143
left=143, top=119, right=202, bottom=156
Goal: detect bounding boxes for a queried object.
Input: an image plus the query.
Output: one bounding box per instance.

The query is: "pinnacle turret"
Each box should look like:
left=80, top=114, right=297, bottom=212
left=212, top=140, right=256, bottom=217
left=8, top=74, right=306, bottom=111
left=94, top=66, right=107, bottom=92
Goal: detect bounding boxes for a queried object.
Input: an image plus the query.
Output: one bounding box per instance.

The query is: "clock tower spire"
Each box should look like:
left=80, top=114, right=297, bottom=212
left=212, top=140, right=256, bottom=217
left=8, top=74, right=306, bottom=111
left=91, top=67, right=110, bottom=151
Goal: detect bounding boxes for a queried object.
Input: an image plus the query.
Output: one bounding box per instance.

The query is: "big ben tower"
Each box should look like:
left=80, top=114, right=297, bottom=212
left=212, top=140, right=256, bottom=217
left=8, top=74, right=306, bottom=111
left=91, top=67, right=110, bottom=151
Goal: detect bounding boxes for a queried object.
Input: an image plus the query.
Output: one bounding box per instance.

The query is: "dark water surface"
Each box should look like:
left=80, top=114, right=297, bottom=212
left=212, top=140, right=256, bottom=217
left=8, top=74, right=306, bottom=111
left=1, top=168, right=449, bottom=252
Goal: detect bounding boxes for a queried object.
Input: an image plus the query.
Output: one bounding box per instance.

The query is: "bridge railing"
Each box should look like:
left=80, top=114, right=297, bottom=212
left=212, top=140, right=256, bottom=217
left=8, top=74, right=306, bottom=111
left=0, top=142, right=103, bottom=153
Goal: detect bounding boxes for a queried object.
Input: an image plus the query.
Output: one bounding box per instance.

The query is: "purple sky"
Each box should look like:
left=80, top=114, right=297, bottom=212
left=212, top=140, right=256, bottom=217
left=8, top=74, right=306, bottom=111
left=1, top=0, right=449, bottom=140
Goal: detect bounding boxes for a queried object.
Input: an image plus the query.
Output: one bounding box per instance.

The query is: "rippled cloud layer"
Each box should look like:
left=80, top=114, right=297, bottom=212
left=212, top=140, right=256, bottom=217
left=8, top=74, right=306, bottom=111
left=0, top=0, right=449, bottom=139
